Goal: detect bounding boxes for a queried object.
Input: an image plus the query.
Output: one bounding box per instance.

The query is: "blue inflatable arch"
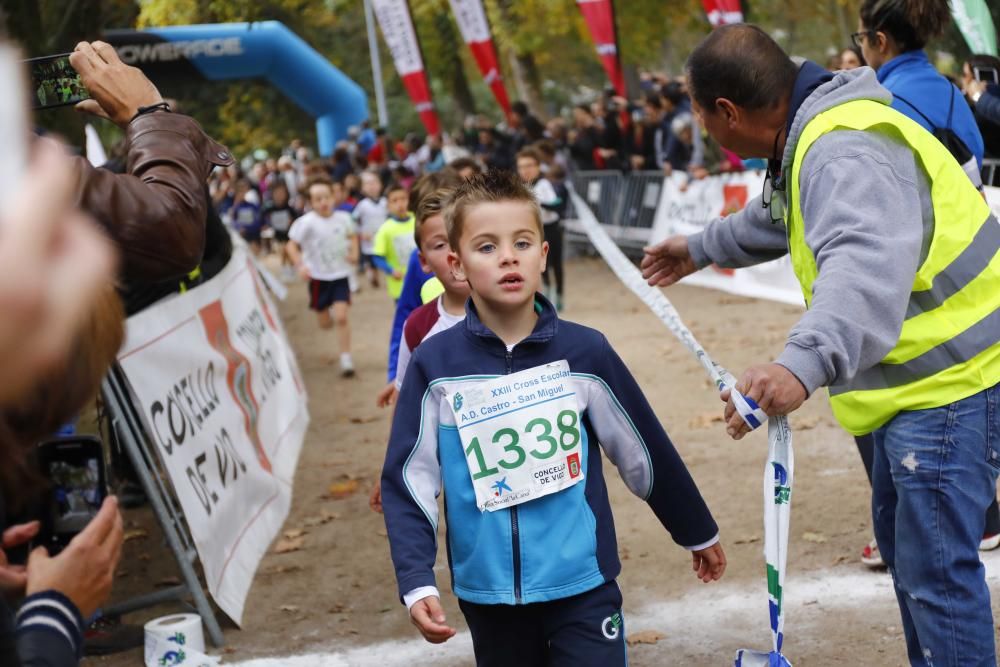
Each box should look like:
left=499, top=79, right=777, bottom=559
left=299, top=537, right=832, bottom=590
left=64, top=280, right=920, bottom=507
left=105, top=22, right=368, bottom=156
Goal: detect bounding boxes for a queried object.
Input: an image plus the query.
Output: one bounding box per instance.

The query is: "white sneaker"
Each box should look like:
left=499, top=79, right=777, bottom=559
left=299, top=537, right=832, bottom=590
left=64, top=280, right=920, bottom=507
left=339, top=353, right=355, bottom=377
left=980, top=533, right=1000, bottom=551
left=861, top=537, right=884, bottom=568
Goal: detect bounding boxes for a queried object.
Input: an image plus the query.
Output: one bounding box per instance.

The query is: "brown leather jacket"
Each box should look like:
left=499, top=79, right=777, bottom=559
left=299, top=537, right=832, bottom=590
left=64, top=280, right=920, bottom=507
left=72, top=112, right=234, bottom=283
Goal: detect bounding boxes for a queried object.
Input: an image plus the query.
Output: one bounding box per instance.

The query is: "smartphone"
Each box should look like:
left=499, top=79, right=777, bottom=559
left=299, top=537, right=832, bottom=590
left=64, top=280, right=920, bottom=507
left=974, top=66, right=999, bottom=86
left=36, top=436, right=108, bottom=555
left=26, top=53, right=90, bottom=110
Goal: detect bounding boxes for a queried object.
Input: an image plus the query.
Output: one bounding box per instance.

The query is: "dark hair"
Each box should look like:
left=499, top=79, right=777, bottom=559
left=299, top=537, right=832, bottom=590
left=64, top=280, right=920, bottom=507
left=841, top=45, right=867, bottom=67
left=685, top=24, right=798, bottom=112
left=573, top=104, right=593, bottom=116
left=409, top=169, right=463, bottom=216
left=385, top=182, right=408, bottom=198
left=511, top=101, right=529, bottom=116
left=643, top=93, right=664, bottom=110
left=516, top=147, right=542, bottom=164
left=449, top=156, right=483, bottom=177
left=661, top=81, right=686, bottom=106
left=415, top=185, right=457, bottom=247
left=859, top=0, right=950, bottom=52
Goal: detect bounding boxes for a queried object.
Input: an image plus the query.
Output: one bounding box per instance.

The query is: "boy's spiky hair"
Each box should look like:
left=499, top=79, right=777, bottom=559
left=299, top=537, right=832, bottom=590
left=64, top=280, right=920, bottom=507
left=443, top=169, right=542, bottom=250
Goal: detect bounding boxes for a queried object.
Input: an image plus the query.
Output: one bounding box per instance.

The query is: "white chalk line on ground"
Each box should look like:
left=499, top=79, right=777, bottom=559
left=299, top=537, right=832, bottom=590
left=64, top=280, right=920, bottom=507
left=226, top=550, right=1000, bottom=666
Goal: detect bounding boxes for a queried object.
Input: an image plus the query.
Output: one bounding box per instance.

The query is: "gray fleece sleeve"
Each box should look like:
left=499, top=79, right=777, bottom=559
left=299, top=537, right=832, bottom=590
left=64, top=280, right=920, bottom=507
left=687, top=191, right=789, bottom=269
left=774, top=131, right=924, bottom=394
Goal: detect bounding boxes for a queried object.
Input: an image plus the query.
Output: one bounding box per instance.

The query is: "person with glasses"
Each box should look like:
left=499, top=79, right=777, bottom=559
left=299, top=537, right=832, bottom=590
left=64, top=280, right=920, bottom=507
left=853, top=0, right=984, bottom=189
left=853, top=0, right=999, bottom=568
left=642, top=24, right=1000, bottom=666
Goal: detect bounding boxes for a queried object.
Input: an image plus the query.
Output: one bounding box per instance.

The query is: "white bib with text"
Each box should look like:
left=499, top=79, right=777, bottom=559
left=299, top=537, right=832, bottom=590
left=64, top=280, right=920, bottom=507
left=446, top=360, right=584, bottom=512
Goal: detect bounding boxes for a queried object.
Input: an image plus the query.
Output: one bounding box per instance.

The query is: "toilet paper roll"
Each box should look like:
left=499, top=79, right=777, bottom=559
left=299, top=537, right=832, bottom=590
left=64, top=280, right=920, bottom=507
left=144, top=613, right=218, bottom=666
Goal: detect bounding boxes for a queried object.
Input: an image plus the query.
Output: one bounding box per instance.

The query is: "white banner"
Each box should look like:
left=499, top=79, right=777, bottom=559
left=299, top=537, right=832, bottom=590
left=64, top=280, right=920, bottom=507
left=649, top=171, right=804, bottom=306
left=449, top=0, right=490, bottom=43
left=372, top=0, right=424, bottom=76
left=117, top=243, right=308, bottom=624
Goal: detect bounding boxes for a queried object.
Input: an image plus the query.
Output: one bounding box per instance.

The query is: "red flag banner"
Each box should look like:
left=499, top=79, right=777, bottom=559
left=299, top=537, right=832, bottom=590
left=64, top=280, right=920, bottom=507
left=701, top=0, right=744, bottom=26
left=372, top=0, right=441, bottom=135
left=449, top=0, right=512, bottom=119
left=576, top=0, right=625, bottom=97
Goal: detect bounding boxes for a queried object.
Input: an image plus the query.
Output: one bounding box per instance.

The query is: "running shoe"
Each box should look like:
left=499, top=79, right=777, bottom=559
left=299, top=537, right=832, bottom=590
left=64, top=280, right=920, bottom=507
left=861, top=538, right=884, bottom=568
left=980, top=533, right=1000, bottom=551
left=340, top=353, right=355, bottom=378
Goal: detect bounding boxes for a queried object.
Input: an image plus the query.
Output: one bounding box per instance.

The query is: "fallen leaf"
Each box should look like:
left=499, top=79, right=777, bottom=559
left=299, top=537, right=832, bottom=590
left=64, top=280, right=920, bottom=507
left=376, top=528, right=388, bottom=538
left=688, top=412, right=724, bottom=429
left=734, top=535, right=761, bottom=545
left=831, top=554, right=850, bottom=566
left=328, top=479, right=360, bottom=499
left=279, top=604, right=300, bottom=613
left=283, top=529, right=308, bottom=539
left=273, top=536, right=306, bottom=554
left=802, top=531, right=828, bottom=544
left=223, top=647, right=237, bottom=654
left=138, top=553, right=151, bottom=562
left=349, top=415, right=378, bottom=424
left=123, top=529, right=148, bottom=543
left=627, top=630, right=666, bottom=646
left=302, top=510, right=339, bottom=527
left=116, top=570, right=129, bottom=578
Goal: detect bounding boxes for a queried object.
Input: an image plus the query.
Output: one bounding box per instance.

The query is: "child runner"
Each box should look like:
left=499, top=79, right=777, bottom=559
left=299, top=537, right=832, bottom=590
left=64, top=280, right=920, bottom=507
left=286, top=178, right=359, bottom=377
left=229, top=177, right=263, bottom=255
left=352, top=171, right=388, bottom=288
left=380, top=171, right=464, bottom=408
left=369, top=184, right=470, bottom=511
left=371, top=183, right=415, bottom=302
left=260, top=181, right=300, bottom=282
left=381, top=171, right=725, bottom=665
left=516, top=148, right=565, bottom=311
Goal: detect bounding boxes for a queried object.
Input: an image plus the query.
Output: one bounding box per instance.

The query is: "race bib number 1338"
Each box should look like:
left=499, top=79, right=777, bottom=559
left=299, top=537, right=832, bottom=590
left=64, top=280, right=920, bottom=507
left=446, top=361, right=584, bottom=512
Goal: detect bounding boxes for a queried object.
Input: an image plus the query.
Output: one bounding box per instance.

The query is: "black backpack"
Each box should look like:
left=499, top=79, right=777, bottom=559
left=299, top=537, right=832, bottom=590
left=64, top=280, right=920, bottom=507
left=892, top=85, right=976, bottom=170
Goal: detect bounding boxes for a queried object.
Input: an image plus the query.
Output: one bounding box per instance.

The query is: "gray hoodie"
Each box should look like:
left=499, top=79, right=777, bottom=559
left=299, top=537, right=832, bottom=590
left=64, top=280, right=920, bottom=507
left=688, top=67, right=935, bottom=395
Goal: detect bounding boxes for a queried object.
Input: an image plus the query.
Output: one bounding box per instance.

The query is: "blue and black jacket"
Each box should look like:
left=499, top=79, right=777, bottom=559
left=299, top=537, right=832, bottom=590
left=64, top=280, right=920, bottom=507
left=381, top=295, right=719, bottom=606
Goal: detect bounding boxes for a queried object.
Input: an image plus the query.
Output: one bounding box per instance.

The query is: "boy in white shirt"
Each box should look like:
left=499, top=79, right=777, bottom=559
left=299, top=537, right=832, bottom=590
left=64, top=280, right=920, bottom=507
left=352, top=171, right=388, bottom=288
left=287, top=179, right=360, bottom=376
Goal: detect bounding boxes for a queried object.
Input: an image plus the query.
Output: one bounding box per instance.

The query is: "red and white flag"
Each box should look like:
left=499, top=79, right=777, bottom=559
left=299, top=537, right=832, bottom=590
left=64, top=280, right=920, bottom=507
left=372, top=0, right=441, bottom=135
left=576, top=0, right=625, bottom=97
left=701, top=0, right=744, bottom=27
left=448, top=0, right=512, bottom=119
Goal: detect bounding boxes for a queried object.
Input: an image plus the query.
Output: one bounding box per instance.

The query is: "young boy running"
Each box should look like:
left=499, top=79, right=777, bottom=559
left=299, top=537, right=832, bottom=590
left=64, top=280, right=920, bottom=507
left=286, top=178, right=359, bottom=377
left=370, top=185, right=470, bottom=511
left=352, top=171, right=388, bottom=288
left=371, top=183, right=416, bottom=302
left=516, top=148, right=565, bottom=311
left=381, top=171, right=725, bottom=666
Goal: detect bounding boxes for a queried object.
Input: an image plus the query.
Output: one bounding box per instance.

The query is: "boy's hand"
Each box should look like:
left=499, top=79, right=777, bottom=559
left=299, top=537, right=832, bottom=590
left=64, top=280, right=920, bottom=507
left=376, top=382, right=398, bottom=408
left=297, top=265, right=311, bottom=282
left=409, top=595, right=456, bottom=644
left=691, top=542, right=727, bottom=583
left=391, top=270, right=403, bottom=280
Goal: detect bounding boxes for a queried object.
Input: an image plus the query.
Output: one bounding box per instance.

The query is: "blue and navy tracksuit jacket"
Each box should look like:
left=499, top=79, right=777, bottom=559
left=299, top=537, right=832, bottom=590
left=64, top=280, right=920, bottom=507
left=381, top=295, right=719, bottom=606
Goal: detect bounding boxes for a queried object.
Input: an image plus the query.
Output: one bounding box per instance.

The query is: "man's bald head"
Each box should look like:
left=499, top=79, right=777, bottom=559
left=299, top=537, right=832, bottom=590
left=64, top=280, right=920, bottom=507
left=686, top=24, right=798, bottom=114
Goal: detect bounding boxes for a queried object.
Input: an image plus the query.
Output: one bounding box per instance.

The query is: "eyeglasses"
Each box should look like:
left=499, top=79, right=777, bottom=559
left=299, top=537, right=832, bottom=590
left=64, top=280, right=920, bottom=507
left=762, top=167, right=786, bottom=224
left=850, top=30, right=875, bottom=49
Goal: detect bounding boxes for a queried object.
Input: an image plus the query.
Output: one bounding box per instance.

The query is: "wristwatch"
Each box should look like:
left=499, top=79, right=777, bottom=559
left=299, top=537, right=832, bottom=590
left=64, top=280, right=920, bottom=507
left=971, top=90, right=983, bottom=104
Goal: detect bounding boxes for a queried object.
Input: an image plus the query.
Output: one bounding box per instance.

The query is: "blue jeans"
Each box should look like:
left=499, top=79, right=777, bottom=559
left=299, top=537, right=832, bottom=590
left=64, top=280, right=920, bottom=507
left=871, top=383, right=1000, bottom=666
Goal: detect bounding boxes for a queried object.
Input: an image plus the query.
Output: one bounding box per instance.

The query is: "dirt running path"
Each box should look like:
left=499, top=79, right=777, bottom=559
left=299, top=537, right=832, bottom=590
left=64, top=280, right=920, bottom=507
left=93, top=256, right=1000, bottom=667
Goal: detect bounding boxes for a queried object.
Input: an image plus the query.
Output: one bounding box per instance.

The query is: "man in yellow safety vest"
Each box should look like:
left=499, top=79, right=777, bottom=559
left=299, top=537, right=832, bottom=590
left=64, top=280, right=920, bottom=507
left=642, top=24, right=1000, bottom=667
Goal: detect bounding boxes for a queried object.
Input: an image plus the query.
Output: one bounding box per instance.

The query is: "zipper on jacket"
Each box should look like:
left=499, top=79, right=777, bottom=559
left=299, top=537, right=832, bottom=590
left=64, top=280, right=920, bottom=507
left=504, top=347, right=522, bottom=604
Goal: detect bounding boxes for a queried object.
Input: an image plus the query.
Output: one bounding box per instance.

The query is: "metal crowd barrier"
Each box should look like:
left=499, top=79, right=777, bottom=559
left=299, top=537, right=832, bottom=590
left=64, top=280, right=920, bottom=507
left=984, top=159, right=999, bottom=188
left=567, top=170, right=662, bottom=251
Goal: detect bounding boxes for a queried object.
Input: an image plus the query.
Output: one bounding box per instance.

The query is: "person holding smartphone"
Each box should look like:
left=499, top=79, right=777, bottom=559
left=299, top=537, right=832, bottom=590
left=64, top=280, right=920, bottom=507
left=963, top=55, right=1000, bottom=169
left=0, top=117, right=124, bottom=667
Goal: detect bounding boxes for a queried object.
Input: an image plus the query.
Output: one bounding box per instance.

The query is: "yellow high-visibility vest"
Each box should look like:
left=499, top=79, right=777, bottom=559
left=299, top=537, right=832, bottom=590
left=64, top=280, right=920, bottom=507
left=786, top=98, right=1000, bottom=434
